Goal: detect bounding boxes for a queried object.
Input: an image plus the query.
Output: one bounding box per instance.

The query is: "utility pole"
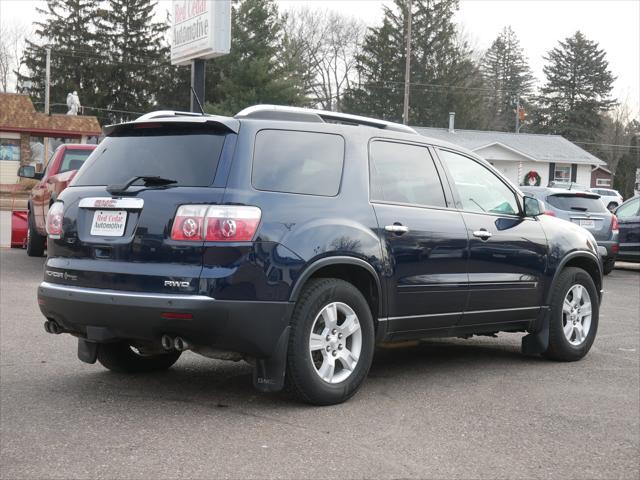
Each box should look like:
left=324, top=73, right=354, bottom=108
left=402, top=0, right=412, bottom=125
left=44, top=47, right=51, bottom=115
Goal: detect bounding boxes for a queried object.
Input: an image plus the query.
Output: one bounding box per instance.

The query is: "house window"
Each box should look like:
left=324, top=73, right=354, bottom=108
left=0, top=138, right=20, bottom=161
left=596, top=178, right=611, bottom=187
left=554, top=165, right=571, bottom=182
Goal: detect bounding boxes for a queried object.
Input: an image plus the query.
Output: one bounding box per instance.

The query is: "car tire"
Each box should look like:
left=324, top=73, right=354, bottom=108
left=603, top=258, right=615, bottom=275
left=97, top=342, right=181, bottom=373
left=26, top=210, right=46, bottom=257
left=285, top=278, right=375, bottom=406
left=544, top=267, right=599, bottom=362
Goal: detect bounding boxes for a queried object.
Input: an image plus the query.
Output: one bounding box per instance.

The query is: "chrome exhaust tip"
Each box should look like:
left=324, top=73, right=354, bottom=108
left=161, top=334, right=174, bottom=351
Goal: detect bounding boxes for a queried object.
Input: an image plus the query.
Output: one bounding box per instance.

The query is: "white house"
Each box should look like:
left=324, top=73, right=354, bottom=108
left=415, top=125, right=606, bottom=189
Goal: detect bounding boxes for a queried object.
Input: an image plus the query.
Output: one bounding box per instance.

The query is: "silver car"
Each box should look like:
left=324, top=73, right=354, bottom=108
left=520, top=186, right=619, bottom=275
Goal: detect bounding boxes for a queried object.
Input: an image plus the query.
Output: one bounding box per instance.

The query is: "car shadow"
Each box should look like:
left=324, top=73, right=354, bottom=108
left=51, top=336, right=542, bottom=410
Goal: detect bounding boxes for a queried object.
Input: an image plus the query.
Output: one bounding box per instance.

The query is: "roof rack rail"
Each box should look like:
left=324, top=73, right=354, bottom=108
left=136, top=110, right=211, bottom=121
left=235, top=105, right=417, bottom=135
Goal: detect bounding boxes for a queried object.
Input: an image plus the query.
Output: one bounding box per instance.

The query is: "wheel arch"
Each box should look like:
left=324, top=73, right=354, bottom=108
left=546, top=251, right=602, bottom=305
left=289, top=256, right=384, bottom=329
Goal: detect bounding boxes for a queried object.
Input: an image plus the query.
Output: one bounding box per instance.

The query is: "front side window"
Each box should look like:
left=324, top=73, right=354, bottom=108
left=369, top=141, right=446, bottom=207
left=252, top=130, right=344, bottom=196
left=616, top=198, right=640, bottom=219
left=554, top=165, right=571, bottom=182
left=439, top=149, right=519, bottom=215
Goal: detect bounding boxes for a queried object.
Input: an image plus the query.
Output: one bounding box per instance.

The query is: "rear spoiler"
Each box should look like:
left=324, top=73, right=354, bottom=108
left=103, top=113, right=239, bottom=136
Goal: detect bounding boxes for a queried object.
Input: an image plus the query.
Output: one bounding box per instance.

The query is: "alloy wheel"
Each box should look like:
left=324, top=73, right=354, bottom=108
left=309, top=302, right=362, bottom=384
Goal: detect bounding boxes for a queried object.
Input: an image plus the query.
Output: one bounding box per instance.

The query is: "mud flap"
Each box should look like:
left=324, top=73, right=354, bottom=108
left=253, top=326, right=290, bottom=393
left=77, top=339, right=98, bottom=364
left=522, top=308, right=550, bottom=355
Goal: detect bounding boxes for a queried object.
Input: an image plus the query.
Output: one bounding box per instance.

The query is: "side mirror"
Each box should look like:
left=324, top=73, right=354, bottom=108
left=523, top=196, right=544, bottom=217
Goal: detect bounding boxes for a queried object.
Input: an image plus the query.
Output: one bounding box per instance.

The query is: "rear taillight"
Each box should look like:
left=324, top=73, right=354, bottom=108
left=170, top=205, right=208, bottom=241
left=611, top=214, right=619, bottom=233
left=544, top=210, right=556, bottom=217
left=46, top=201, right=64, bottom=238
left=170, top=205, right=261, bottom=242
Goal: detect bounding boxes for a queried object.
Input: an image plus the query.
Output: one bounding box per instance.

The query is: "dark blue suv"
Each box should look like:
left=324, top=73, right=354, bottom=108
left=38, top=106, right=603, bottom=405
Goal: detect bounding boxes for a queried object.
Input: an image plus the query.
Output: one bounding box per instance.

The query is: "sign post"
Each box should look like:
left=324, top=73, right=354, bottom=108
left=171, top=0, right=231, bottom=112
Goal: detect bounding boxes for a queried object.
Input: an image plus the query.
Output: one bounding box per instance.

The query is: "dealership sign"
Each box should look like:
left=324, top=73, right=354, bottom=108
left=171, top=0, right=231, bottom=66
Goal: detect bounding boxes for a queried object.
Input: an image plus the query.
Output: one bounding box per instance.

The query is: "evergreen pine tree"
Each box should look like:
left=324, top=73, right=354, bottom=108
left=480, top=26, right=534, bottom=131
left=532, top=31, right=616, bottom=142
left=95, top=0, right=170, bottom=121
left=17, top=0, right=101, bottom=110
left=343, top=0, right=484, bottom=128
left=613, top=134, right=640, bottom=199
left=204, top=0, right=305, bottom=116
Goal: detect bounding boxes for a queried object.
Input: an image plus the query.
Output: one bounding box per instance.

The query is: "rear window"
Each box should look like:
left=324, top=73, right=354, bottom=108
left=73, top=125, right=226, bottom=187
left=546, top=194, right=607, bottom=212
left=252, top=130, right=344, bottom=196
left=58, top=149, right=93, bottom=174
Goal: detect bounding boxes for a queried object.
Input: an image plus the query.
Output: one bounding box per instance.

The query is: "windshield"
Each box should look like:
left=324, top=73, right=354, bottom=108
left=546, top=194, right=607, bottom=213
left=72, top=126, right=227, bottom=187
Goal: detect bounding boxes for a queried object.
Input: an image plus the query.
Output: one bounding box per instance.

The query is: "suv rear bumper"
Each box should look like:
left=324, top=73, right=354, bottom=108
left=38, top=282, right=293, bottom=358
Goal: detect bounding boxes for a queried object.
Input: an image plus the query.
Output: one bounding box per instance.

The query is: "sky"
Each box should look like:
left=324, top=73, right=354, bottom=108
left=1, top=0, right=639, bottom=116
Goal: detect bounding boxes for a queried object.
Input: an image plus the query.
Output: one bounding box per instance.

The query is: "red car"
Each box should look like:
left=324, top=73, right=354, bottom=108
left=18, top=144, right=96, bottom=256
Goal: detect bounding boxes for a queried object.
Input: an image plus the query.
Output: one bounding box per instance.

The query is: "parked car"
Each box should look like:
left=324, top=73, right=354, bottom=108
left=18, top=144, right=96, bottom=257
left=588, top=187, right=624, bottom=211
left=520, top=186, right=619, bottom=275
left=37, top=107, right=604, bottom=405
left=547, top=181, right=589, bottom=191
left=615, top=196, right=640, bottom=263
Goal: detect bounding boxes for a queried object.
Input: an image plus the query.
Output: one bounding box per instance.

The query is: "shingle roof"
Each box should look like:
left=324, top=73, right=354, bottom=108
left=414, top=127, right=606, bottom=166
left=0, top=93, right=101, bottom=136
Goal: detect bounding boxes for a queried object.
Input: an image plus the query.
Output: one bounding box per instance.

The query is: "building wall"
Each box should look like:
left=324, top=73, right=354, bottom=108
left=489, top=160, right=549, bottom=187
left=576, top=164, right=592, bottom=187
left=591, top=169, right=612, bottom=188
left=0, top=131, right=21, bottom=185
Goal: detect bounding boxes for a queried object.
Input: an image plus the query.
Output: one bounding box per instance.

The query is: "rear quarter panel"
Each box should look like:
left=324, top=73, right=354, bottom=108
left=219, top=121, right=384, bottom=304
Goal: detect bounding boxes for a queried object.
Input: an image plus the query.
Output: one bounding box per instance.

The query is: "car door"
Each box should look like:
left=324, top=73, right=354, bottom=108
left=370, top=140, right=469, bottom=337
left=436, top=149, right=548, bottom=326
left=616, top=197, right=640, bottom=261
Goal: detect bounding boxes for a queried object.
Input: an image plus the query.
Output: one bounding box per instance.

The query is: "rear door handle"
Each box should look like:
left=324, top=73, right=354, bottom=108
left=472, top=229, right=492, bottom=240
left=385, top=224, right=409, bottom=234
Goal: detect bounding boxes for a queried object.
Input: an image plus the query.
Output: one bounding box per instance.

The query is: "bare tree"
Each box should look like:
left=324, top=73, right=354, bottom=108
left=285, top=8, right=365, bottom=111
left=0, top=20, right=30, bottom=92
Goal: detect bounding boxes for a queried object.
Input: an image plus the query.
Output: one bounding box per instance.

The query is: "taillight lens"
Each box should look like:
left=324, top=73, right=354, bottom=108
left=170, top=205, right=261, bottom=242
left=170, top=205, right=208, bottom=241
left=544, top=210, right=556, bottom=217
left=611, top=215, right=619, bottom=233
left=46, top=201, right=64, bottom=238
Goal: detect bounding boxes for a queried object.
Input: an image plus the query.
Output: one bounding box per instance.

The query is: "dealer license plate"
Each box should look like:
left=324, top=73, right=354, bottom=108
left=90, top=210, right=127, bottom=236
left=579, top=219, right=595, bottom=229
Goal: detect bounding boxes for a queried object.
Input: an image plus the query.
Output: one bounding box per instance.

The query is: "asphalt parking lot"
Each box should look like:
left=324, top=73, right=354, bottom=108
left=0, top=248, right=638, bottom=480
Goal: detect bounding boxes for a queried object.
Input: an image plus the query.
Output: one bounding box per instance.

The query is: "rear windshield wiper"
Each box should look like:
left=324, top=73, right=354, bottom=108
left=106, top=176, right=177, bottom=194
left=570, top=207, right=588, bottom=211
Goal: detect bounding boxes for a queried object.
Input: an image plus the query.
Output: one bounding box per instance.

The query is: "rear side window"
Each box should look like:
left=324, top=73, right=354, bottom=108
left=73, top=125, right=227, bottom=187
left=369, top=141, right=446, bottom=207
left=58, top=149, right=93, bottom=174
left=252, top=130, right=344, bottom=196
left=546, top=194, right=607, bottom=212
